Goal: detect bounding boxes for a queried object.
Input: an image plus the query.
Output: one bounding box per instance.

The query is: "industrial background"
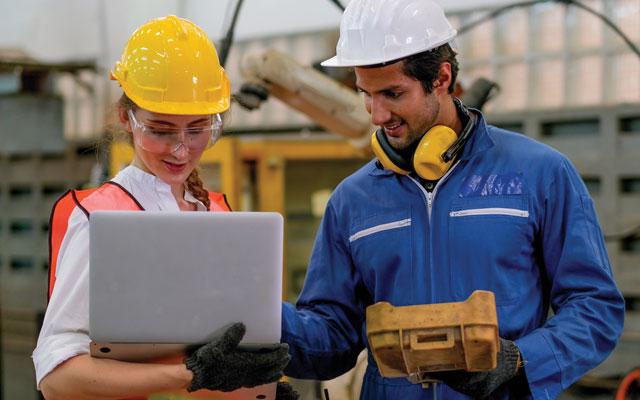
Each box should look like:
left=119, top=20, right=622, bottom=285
left=0, top=0, right=639, bottom=399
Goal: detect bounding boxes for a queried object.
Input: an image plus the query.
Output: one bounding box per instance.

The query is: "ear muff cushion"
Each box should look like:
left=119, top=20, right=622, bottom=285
left=373, top=129, right=413, bottom=173
left=412, top=125, right=457, bottom=180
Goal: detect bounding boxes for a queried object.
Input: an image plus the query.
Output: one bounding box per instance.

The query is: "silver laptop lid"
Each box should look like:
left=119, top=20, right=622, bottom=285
left=89, top=210, right=283, bottom=346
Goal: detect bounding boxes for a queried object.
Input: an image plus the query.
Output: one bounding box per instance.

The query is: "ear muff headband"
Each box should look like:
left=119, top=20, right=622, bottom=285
left=443, top=98, right=474, bottom=163
left=371, top=97, right=474, bottom=180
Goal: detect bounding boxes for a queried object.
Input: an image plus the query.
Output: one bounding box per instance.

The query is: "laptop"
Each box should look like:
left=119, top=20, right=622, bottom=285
left=88, top=210, right=284, bottom=399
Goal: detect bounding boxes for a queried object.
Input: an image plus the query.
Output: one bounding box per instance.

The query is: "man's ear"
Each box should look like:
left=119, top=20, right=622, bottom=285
left=118, top=108, right=132, bottom=133
left=432, top=62, right=452, bottom=95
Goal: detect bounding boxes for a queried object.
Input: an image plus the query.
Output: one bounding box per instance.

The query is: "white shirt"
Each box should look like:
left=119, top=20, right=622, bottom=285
left=32, top=166, right=206, bottom=388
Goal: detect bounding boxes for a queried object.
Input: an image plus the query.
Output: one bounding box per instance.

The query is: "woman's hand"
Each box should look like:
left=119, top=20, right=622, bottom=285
left=184, top=322, right=291, bottom=392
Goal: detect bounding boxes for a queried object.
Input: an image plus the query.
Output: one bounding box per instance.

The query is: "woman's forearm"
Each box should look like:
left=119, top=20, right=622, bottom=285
left=40, top=354, right=193, bottom=400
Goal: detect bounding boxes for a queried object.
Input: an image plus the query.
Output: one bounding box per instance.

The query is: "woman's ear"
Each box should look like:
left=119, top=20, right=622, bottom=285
left=118, top=108, right=133, bottom=133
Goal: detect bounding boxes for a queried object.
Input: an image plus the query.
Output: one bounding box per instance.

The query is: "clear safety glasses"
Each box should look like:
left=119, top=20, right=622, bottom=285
left=127, top=110, right=223, bottom=154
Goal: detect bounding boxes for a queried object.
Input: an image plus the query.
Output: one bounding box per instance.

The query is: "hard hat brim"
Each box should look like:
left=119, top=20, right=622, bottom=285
left=320, top=36, right=457, bottom=68
left=132, top=98, right=231, bottom=115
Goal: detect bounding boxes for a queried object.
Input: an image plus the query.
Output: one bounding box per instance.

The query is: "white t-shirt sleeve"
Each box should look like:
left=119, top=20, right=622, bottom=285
left=32, top=207, right=91, bottom=389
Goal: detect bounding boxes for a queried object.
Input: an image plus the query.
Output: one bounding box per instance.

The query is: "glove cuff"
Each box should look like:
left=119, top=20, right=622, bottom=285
left=184, top=357, right=213, bottom=392
left=499, top=339, right=521, bottom=379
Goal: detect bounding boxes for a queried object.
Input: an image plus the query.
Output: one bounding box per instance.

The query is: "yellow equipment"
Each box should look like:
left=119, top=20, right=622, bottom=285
left=366, top=290, right=499, bottom=382
left=110, top=15, right=230, bottom=115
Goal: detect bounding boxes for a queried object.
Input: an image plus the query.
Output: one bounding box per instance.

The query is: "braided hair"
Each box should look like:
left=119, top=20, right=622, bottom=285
left=184, top=168, right=211, bottom=209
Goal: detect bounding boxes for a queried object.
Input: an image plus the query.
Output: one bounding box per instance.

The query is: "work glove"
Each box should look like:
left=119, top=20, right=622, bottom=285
left=276, top=381, right=300, bottom=400
left=427, top=338, right=521, bottom=399
left=184, top=322, right=291, bottom=392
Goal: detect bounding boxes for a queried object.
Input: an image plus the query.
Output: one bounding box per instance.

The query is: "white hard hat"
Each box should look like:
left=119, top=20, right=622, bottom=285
left=322, top=0, right=457, bottom=67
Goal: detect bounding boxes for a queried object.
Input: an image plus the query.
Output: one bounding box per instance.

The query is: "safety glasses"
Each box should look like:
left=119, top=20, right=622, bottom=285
left=127, top=110, right=223, bottom=154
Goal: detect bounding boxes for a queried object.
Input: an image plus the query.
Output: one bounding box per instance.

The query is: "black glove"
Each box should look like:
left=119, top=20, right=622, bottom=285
left=427, top=338, right=520, bottom=399
left=184, top=322, right=291, bottom=392
left=276, top=381, right=300, bottom=400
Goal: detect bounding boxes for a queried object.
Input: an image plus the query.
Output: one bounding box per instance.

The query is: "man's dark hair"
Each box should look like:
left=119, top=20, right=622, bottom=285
left=402, top=44, right=459, bottom=95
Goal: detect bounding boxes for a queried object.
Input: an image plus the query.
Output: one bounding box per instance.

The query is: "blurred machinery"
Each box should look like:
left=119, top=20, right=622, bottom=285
left=0, top=50, right=99, bottom=400
left=236, top=48, right=374, bottom=151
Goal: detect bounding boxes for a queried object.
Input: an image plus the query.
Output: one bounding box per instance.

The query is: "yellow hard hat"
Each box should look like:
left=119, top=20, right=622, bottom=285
left=110, top=15, right=230, bottom=115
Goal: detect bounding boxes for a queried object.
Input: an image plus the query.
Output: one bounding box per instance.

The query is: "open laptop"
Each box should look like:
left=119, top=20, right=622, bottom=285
left=89, top=210, right=284, bottom=399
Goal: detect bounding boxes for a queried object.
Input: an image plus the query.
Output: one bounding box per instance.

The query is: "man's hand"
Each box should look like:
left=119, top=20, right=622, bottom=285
left=184, top=323, right=291, bottom=392
left=427, top=338, right=521, bottom=399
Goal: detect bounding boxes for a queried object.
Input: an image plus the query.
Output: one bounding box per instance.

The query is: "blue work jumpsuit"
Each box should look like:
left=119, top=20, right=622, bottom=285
left=281, top=111, right=625, bottom=399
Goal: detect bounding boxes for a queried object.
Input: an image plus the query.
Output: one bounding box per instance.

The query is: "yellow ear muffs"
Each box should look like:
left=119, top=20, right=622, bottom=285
left=371, top=97, right=475, bottom=180
left=370, top=126, right=457, bottom=180
left=412, top=125, right=458, bottom=180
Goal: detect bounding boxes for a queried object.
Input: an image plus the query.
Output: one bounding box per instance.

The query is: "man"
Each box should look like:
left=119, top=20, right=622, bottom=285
left=281, top=0, right=625, bottom=399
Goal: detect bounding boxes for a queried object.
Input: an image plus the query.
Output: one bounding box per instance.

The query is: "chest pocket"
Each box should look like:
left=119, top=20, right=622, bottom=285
left=349, top=211, right=412, bottom=300
left=448, top=196, right=533, bottom=306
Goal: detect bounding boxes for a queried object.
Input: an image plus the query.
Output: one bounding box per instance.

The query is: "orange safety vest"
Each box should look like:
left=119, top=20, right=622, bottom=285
left=46, top=181, right=231, bottom=400
left=48, top=181, right=231, bottom=302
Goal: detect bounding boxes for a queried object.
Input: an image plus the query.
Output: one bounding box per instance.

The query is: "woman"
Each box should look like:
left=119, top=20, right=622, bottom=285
left=33, top=15, right=294, bottom=400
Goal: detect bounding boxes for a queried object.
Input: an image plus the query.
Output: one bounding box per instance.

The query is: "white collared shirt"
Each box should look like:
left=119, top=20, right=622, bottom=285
left=32, top=166, right=206, bottom=388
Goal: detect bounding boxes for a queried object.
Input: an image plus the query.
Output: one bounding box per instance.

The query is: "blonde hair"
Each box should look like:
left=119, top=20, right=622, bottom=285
left=116, top=93, right=212, bottom=210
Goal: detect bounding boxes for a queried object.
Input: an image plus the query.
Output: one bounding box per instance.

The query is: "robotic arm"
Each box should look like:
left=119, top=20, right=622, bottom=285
left=236, top=48, right=374, bottom=148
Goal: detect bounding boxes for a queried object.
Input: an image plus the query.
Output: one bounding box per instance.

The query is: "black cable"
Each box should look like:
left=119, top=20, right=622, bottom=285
left=458, top=0, right=545, bottom=36
left=218, top=0, right=245, bottom=68
left=564, top=0, right=640, bottom=58
left=328, top=0, right=345, bottom=12
left=458, top=0, right=640, bottom=59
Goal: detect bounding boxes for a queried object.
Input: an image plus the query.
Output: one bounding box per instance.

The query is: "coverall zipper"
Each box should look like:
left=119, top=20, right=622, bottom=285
left=408, top=161, right=460, bottom=222
left=406, top=163, right=458, bottom=400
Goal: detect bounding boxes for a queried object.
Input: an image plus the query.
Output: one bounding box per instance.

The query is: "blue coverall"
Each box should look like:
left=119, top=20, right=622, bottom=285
left=282, top=110, right=625, bottom=399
